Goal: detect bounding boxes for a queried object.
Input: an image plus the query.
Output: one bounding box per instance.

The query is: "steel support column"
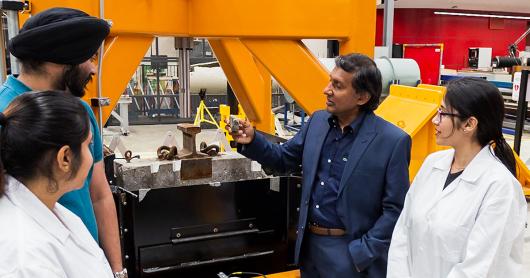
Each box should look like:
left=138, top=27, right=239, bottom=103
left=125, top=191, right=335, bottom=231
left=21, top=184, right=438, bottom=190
left=176, top=37, right=192, bottom=119
left=383, top=0, right=395, bottom=58
left=5, top=10, right=19, bottom=74
left=514, top=70, right=529, bottom=154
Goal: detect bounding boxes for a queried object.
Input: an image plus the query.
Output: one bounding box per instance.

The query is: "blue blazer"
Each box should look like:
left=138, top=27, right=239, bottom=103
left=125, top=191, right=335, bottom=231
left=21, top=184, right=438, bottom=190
left=240, top=110, right=411, bottom=277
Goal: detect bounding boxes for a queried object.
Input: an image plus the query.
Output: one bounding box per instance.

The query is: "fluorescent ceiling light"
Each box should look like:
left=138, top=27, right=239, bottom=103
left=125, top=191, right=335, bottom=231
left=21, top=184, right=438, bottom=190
left=434, top=11, right=530, bottom=20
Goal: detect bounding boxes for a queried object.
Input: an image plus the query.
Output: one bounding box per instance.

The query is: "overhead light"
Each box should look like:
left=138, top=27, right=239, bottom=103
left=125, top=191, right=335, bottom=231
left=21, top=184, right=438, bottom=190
left=434, top=11, right=530, bottom=20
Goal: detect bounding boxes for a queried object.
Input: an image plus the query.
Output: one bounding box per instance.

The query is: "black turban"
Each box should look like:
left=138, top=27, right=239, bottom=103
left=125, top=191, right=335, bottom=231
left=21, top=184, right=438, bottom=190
left=8, top=7, right=110, bottom=65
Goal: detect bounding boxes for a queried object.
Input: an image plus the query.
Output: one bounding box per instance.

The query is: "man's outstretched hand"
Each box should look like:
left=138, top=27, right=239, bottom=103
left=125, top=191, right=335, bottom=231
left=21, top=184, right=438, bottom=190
left=225, top=117, right=255, bottom=145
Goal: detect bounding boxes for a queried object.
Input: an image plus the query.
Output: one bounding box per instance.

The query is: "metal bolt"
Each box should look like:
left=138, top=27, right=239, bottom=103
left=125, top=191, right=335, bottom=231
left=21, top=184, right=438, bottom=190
left=296, top=207, right=300, bottom=212
left=296, top=184, right=301, bottom=188
left=176, top=233, right=181, bottom=238
left=249, top=223, right=254, bottom=229
left=213, top=227, right=219, bottom=233
left=125, top=255, right=129, bottom=260
left=124, top=228, right=128, bottom=233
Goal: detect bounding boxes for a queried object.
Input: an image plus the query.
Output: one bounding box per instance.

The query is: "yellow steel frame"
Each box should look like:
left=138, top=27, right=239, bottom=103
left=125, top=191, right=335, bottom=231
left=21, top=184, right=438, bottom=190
left=256, top=270, right=300, bottom=278
left=23, top=1, right=530, bottom=195
left=25, top=0, right=377, bottom=132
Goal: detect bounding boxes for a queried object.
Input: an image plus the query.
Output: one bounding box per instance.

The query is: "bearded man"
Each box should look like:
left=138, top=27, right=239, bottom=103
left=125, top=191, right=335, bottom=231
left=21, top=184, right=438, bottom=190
left=0, top=7, right=126, bottom=278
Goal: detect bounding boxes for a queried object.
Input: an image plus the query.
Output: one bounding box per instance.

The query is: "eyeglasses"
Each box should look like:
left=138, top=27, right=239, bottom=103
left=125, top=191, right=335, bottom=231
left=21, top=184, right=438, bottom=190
left=434, top=108, right=462, bottom=123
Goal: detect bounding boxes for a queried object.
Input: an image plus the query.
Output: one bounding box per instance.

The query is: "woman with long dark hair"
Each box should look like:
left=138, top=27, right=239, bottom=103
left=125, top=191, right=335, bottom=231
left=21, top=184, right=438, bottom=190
left=387, top=77, right=527, bottom=277
left=0, top=91, right=113, bottom=277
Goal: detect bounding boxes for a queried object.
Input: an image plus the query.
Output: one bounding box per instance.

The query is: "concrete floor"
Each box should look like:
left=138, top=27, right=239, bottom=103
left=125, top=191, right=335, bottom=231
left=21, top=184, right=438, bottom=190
left=103, top=124, right=530, bottom=275
left=103, top=124, right=224, bottom=159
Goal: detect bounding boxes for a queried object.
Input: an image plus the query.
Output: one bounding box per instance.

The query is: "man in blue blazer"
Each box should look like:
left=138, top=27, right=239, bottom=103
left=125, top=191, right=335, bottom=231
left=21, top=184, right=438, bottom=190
left=229, top=53, right=411, bottom=277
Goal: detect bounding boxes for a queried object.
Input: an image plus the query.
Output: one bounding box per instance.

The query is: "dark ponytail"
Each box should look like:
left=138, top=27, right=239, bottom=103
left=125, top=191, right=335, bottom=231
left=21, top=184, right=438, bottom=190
left=0, top=90, right=90, bottom=198
left=445, top=77, right=516, bottom=177
left=493, top=137, right=517, bottom=176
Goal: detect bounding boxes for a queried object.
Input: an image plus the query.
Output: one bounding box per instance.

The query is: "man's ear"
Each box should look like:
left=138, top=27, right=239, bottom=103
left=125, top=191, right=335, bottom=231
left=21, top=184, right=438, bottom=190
left=42, top=62, right=66, bottom=76
left=356, top=92, right=371, bottom=106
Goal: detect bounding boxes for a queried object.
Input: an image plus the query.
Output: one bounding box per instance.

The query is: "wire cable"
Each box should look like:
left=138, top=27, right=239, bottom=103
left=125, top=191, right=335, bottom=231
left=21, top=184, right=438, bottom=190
left=228, top=271, right=267, bottom=278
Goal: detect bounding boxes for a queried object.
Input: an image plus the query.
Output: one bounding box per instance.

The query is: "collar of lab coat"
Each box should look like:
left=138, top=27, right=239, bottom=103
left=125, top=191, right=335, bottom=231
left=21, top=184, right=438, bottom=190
left=4, top=175, right=70, bottom=244
left=432, top=145, right=497, bottom=184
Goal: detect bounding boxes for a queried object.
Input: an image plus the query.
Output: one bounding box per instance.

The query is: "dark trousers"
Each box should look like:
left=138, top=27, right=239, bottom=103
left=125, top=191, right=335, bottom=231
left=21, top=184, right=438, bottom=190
left=299, top=233, right=367, bottom=278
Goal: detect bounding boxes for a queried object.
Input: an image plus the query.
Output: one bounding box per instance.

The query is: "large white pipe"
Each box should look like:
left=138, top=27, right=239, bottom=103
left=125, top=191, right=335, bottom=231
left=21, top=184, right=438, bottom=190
left=190, top=67, right=227, bottom=95
left=189, top=58, right=421, bottom=97
left=319, top=57, right=421, bottom=96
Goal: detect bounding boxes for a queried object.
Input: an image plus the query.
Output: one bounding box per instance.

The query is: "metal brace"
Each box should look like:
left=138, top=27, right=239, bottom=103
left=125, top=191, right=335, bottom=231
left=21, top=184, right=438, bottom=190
left=90, top=97, right=111, bottom=107
left=21, top=0, right=30, bottom=13
left=115, top=185, right=138, bottom=199
left=0, top=0, right=25, bottom=11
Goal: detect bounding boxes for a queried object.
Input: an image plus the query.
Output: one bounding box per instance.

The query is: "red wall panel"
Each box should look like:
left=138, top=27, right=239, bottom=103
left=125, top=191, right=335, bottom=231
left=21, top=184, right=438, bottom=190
left=376, top=9, right=530, bottom=70
left=403, top=45, right=442, bottom=84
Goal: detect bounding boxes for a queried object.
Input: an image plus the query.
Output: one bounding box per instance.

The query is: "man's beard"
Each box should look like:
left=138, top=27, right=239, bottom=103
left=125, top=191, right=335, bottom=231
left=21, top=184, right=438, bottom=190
left=54, top=65, right=93, bottom=97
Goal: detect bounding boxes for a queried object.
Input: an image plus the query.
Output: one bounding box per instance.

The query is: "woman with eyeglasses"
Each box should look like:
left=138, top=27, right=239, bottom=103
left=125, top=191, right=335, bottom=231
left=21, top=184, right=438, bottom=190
left=387, top=77, right=527, bottom=278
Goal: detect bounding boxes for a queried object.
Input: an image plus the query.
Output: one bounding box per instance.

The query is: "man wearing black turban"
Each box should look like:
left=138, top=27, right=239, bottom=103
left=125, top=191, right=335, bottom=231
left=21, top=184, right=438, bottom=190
left=0, top=7, right=126, bottom=278
left=6, top=7, right=110, bottom=97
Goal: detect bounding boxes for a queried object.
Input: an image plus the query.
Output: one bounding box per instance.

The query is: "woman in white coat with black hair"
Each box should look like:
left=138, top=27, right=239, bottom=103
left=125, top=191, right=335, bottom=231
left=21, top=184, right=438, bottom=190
left=0, top=91, right=113, bottom=277
left=387, top=77, right=527, bottom=278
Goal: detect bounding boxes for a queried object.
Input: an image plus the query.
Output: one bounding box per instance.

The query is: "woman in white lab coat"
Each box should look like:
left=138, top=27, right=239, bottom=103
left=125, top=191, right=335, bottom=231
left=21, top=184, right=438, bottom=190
left=0, top=91, right=113, bottom=278
left=387, top=77, right=527, bottom=278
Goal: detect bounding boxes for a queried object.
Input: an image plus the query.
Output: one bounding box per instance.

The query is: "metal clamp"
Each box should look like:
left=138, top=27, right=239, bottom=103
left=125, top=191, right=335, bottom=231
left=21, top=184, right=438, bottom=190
left=157, top=145, right=178, bottom=160
left=114, top=150, right=139, bottom=163
left=21, top=0, right=30, bottom=13
left=199, top=142, right=220, bottom=156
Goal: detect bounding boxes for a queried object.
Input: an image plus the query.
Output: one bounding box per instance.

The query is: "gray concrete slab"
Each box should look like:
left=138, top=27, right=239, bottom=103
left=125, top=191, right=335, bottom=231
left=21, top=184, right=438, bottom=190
left=114, top=152, right=267, bottom=190
left=105, top=124, right=267, bottom=190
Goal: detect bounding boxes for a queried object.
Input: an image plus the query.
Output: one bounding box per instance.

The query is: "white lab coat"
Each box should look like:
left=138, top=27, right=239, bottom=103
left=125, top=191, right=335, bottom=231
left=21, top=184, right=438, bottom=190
left=387, top=146, right=527, bottom=278
left=0, top=176, right=113, bottom=278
